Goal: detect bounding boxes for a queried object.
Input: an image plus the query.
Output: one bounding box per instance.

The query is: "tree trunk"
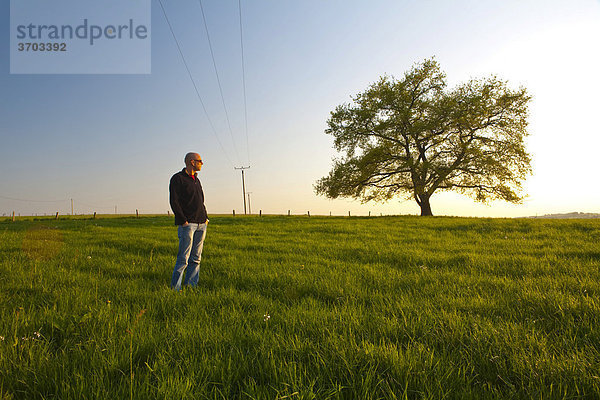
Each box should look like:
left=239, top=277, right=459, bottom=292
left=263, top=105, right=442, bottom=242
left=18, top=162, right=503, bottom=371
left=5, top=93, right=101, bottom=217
left=418, top=196, right=433, bottom=216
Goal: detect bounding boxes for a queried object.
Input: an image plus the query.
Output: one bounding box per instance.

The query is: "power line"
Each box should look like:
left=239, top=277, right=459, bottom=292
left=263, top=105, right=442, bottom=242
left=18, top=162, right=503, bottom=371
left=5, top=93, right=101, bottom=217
left=0, top=196, right=118, bottom=212
left=0, top=195, right=68, bottom=203
left=238, top=0, right=251, bottom=165
left=157, top=0, right=235, bottom=167
left=198, top=0, right=242, bottom=165
left=76, top=201, right=117, bottom=210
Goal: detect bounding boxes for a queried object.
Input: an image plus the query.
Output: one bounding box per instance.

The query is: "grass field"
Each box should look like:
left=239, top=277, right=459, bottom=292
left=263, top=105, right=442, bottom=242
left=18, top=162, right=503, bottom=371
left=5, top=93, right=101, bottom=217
left=1, top=215, right=599, bottom=399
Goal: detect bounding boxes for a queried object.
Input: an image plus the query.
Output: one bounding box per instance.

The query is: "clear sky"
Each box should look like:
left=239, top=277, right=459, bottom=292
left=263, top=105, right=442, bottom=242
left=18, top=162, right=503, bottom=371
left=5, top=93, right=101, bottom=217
left=1, top=0, right=599, bottom=217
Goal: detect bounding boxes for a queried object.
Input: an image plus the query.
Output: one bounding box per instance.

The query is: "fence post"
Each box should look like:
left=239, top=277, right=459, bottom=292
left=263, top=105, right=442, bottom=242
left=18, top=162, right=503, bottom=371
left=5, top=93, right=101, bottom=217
left=259, top=210, right=262, bottom=217
left=12, top=211, right=15, bottom=222
left=329, top=211, right=331, bottom=216
left=348, top=211, right=351, bottom=217
left=136, top=209, right=139, bottom=218
left=55, top=212, right=59, bottom=220
left=369, top=211, right=371, bottom=217
left=93, top=212, right=97, bottom=219
left=288, top=210, right=290, bottom=216
left=307, top=211, right=310, bottom=217
left=233, top=210, right=236, bottom=217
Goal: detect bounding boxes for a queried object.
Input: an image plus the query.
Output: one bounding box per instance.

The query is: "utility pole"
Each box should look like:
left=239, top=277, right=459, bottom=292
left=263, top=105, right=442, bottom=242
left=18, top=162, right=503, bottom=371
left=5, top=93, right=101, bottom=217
left=246, top=192, right=252, bottom=215
left=234, top=166, right=250, bottom=214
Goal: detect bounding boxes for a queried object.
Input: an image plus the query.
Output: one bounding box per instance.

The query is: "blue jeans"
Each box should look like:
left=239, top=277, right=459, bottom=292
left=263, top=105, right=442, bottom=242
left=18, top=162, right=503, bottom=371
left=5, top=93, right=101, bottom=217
left=170, top=222, right=207, bottom=290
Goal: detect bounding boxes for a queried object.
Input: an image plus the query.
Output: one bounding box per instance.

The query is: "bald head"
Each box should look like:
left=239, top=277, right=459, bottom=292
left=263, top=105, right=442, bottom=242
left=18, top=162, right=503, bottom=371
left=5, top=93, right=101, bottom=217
left=184, top=152, right=203, bottom=173
left=184, top=152, right=200, bottom=166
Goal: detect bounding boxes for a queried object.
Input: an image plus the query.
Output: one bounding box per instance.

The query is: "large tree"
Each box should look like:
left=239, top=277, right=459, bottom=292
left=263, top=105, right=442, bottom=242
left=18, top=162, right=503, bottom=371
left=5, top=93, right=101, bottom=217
left=315, top=58, right=532, bottom=216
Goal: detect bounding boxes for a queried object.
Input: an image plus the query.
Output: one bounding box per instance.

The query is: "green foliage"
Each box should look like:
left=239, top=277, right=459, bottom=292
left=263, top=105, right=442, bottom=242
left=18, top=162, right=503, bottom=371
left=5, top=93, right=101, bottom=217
left=1, top=215, right=600, bottom=399
left=315, top=58, right=532, bottom=215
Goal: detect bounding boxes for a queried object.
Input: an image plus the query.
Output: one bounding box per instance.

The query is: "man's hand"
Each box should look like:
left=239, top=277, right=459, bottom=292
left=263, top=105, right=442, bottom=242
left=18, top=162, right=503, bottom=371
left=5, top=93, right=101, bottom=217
left=182, top=221, right=189, bottom=227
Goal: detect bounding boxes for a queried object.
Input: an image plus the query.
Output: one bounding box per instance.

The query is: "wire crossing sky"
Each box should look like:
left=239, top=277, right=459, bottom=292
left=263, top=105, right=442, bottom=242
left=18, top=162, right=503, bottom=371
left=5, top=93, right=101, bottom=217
left=238, top=0, right=251, bottom=166
left=156, top=0, right=236, bottom=167
left=198, top=0, right=243, bottom=166
left=1, top=0, right=599, bottom=217
left=0, top=195, right=69, bottom=203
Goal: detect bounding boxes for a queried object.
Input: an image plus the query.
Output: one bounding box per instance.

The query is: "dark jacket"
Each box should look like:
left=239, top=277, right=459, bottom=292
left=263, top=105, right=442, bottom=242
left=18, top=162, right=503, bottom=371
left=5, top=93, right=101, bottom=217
left=169, top=168, right=208, bottom=225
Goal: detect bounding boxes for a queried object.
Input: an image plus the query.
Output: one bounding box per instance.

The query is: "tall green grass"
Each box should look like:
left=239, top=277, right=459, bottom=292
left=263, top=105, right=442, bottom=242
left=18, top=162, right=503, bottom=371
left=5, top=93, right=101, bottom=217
left=1, top=215, right=599, bottom=399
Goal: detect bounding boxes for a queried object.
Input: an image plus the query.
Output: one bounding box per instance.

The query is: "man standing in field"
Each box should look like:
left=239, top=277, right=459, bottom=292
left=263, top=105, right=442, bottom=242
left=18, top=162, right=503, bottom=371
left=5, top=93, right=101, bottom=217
left=169, top=152, right=209, bottom=290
